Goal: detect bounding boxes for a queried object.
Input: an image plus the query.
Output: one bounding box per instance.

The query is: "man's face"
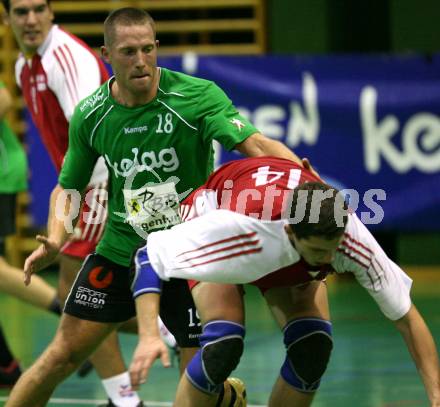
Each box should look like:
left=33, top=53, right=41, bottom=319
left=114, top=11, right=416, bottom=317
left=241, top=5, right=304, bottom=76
left=5, top=0, right=54, bottom=54
left=102, top=23, right=159, bottom=105
left=285, top=226, right=342, bottom=266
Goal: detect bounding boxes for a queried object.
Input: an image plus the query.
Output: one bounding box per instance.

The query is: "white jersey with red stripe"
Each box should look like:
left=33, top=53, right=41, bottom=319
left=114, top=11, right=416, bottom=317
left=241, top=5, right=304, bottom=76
left=15, top=24, right=108, bottom=184
left=147, top=157, right=412, bottom=321
left=148, top=210, right=298, bottom=285
left=333, top=213, right=412, bottom=320
left=16, top=24, right=109, bottom=256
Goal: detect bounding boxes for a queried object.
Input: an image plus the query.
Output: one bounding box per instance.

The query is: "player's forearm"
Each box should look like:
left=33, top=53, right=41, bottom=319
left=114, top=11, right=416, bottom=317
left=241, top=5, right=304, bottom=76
left=135, top=294, right=161, bottom=339
left=47, top=184, right=80, bottom=248
left=394, top=305, right=440, bottom=404
left=236, top=132, right=303, bottom=165
left=0, top=87, right=13, bottom=119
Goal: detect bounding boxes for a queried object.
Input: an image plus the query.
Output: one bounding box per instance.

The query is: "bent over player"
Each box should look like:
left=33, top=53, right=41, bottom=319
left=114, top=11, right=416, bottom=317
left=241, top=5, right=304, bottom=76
left=131, top=156, right=440, bottom=407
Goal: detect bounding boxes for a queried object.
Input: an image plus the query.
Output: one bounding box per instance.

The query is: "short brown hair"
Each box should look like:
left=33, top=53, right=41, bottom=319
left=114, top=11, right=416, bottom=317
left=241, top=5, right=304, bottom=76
left=288, top=182, right=348, bottom=240
left=104, top=7, right=155, bottom=48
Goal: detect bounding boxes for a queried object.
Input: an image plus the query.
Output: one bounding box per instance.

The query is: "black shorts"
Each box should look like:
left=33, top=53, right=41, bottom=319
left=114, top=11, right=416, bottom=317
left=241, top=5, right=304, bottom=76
left=0, top=194, right=17, bottom=256
left=64, top=253, right=201, bottom=347
left=160, top=278, right=202, bottom=347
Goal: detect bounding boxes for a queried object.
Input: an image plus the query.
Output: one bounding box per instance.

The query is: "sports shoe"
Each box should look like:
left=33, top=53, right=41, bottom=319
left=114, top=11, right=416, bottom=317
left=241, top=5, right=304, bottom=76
left=226, top=377, right=247, bottom=407
left=100, top=400, right=145, bottom=407
left=0, top=359, right=21, bottom=388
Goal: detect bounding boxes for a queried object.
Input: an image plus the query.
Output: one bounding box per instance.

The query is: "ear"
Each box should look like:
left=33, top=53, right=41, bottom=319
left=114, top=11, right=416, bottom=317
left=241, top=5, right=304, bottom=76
left=101, top=45, right=110, bottom=63
left=155, top=39, right=160, bottom=49
left=284, top=224, right=298, bottom=247
left=48, top=4, right=54, bottom=22
left=284, top=224, right=293, bottom=236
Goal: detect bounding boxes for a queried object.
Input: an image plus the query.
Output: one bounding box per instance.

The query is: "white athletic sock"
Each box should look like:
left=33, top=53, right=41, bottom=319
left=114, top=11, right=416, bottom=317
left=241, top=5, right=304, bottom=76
left=102, top=372, right=141, bottom=407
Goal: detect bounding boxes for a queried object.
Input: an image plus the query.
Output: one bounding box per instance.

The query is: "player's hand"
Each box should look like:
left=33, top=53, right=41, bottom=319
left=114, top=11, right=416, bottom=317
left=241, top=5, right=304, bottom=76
left=129, top=336, right=171, bottom=389
left=430, top=392, right=440, bottom=407
left=23, top=235, right=60, bottom=285
left=430, top=398, right=440, bottom=407
left=302, top=157, right=321, bottom=179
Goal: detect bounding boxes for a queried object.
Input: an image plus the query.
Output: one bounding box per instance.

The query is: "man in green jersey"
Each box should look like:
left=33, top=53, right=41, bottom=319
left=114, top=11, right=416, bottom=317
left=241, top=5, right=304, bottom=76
left=6, top=8, right=304, bottom=407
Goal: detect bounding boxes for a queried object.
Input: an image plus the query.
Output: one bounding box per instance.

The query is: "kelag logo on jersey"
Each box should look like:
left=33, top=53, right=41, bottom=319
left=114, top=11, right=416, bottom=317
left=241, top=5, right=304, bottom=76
left=104, top=147, right=179, bottom=178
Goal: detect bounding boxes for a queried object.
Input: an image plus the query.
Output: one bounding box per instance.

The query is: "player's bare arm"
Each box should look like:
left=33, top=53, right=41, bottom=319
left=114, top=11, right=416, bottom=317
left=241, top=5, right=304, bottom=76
left=130, top=243, right=171, bottom=387
left=129, top=293, right=170, bottom=388
left=235, top=132, right=322, bottom=178
left=235, top=132, right=303, bottom=165
left=301, top=157, right=321, bottom=179
left=0, top=86, right=13, bottom=119
left=24, top=184, right=82, bottom=285
left=393, top=304, right=440, bottom=407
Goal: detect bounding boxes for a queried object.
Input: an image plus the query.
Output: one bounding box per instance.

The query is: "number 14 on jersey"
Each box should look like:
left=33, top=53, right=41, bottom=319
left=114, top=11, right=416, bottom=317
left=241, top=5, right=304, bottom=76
left=252, top=166, right=302, bottom=189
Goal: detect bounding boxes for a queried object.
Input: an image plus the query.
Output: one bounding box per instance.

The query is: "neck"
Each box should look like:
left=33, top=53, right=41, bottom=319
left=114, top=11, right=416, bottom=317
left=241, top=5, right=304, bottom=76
left=21, top=43, right=39, bottom=58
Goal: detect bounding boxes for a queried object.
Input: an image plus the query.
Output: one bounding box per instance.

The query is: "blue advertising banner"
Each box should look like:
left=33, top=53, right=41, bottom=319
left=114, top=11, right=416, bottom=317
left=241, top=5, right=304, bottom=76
left=28, top=54, right=440, bottom=230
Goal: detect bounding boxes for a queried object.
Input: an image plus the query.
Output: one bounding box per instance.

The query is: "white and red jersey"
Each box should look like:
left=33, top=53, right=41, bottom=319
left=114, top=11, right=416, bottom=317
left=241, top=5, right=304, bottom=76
left=180, top=156, right=321, bottom=222
left=15, top=24, right=109, bottom=176
left=16, top=25, right=109, bottom=258
left=147, top=157, right=412, bottom=321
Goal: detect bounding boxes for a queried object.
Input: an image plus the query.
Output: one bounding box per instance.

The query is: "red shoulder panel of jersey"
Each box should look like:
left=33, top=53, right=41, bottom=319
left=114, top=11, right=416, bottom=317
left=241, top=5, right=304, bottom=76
left=19, top=55, right=68, bottom=171
left=208, top=157, right=321, bottom=220
left=17, top=28, right=109, bottom=172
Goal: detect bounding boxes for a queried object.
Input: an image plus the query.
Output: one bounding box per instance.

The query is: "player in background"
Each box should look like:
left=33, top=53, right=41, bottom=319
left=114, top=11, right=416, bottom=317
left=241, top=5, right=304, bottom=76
left=130, top=156, right=440, bottom=407
left=0, top=80, right=61, bottom=387
left=1, top=1, right=146, bottom=405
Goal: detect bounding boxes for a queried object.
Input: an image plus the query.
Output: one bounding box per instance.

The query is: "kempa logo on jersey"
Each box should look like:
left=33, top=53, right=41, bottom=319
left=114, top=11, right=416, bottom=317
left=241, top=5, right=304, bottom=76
left=74, top=286, right=107, bottom=309
left=124, top=125, right=148, bottom=135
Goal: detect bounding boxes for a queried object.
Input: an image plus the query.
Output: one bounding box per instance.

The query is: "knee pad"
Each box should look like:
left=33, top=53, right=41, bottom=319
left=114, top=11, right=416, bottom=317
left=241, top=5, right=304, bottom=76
left=186, top=320, right=245, bottom=394
left=280, top=318, right=333, bottom=392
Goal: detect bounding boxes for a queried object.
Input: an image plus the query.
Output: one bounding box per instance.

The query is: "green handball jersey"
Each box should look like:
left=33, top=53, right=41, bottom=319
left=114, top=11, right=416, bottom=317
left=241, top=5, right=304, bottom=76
left=59, top=68, right=258, bottom=266
left=0, top=82, right=28, bottom=193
